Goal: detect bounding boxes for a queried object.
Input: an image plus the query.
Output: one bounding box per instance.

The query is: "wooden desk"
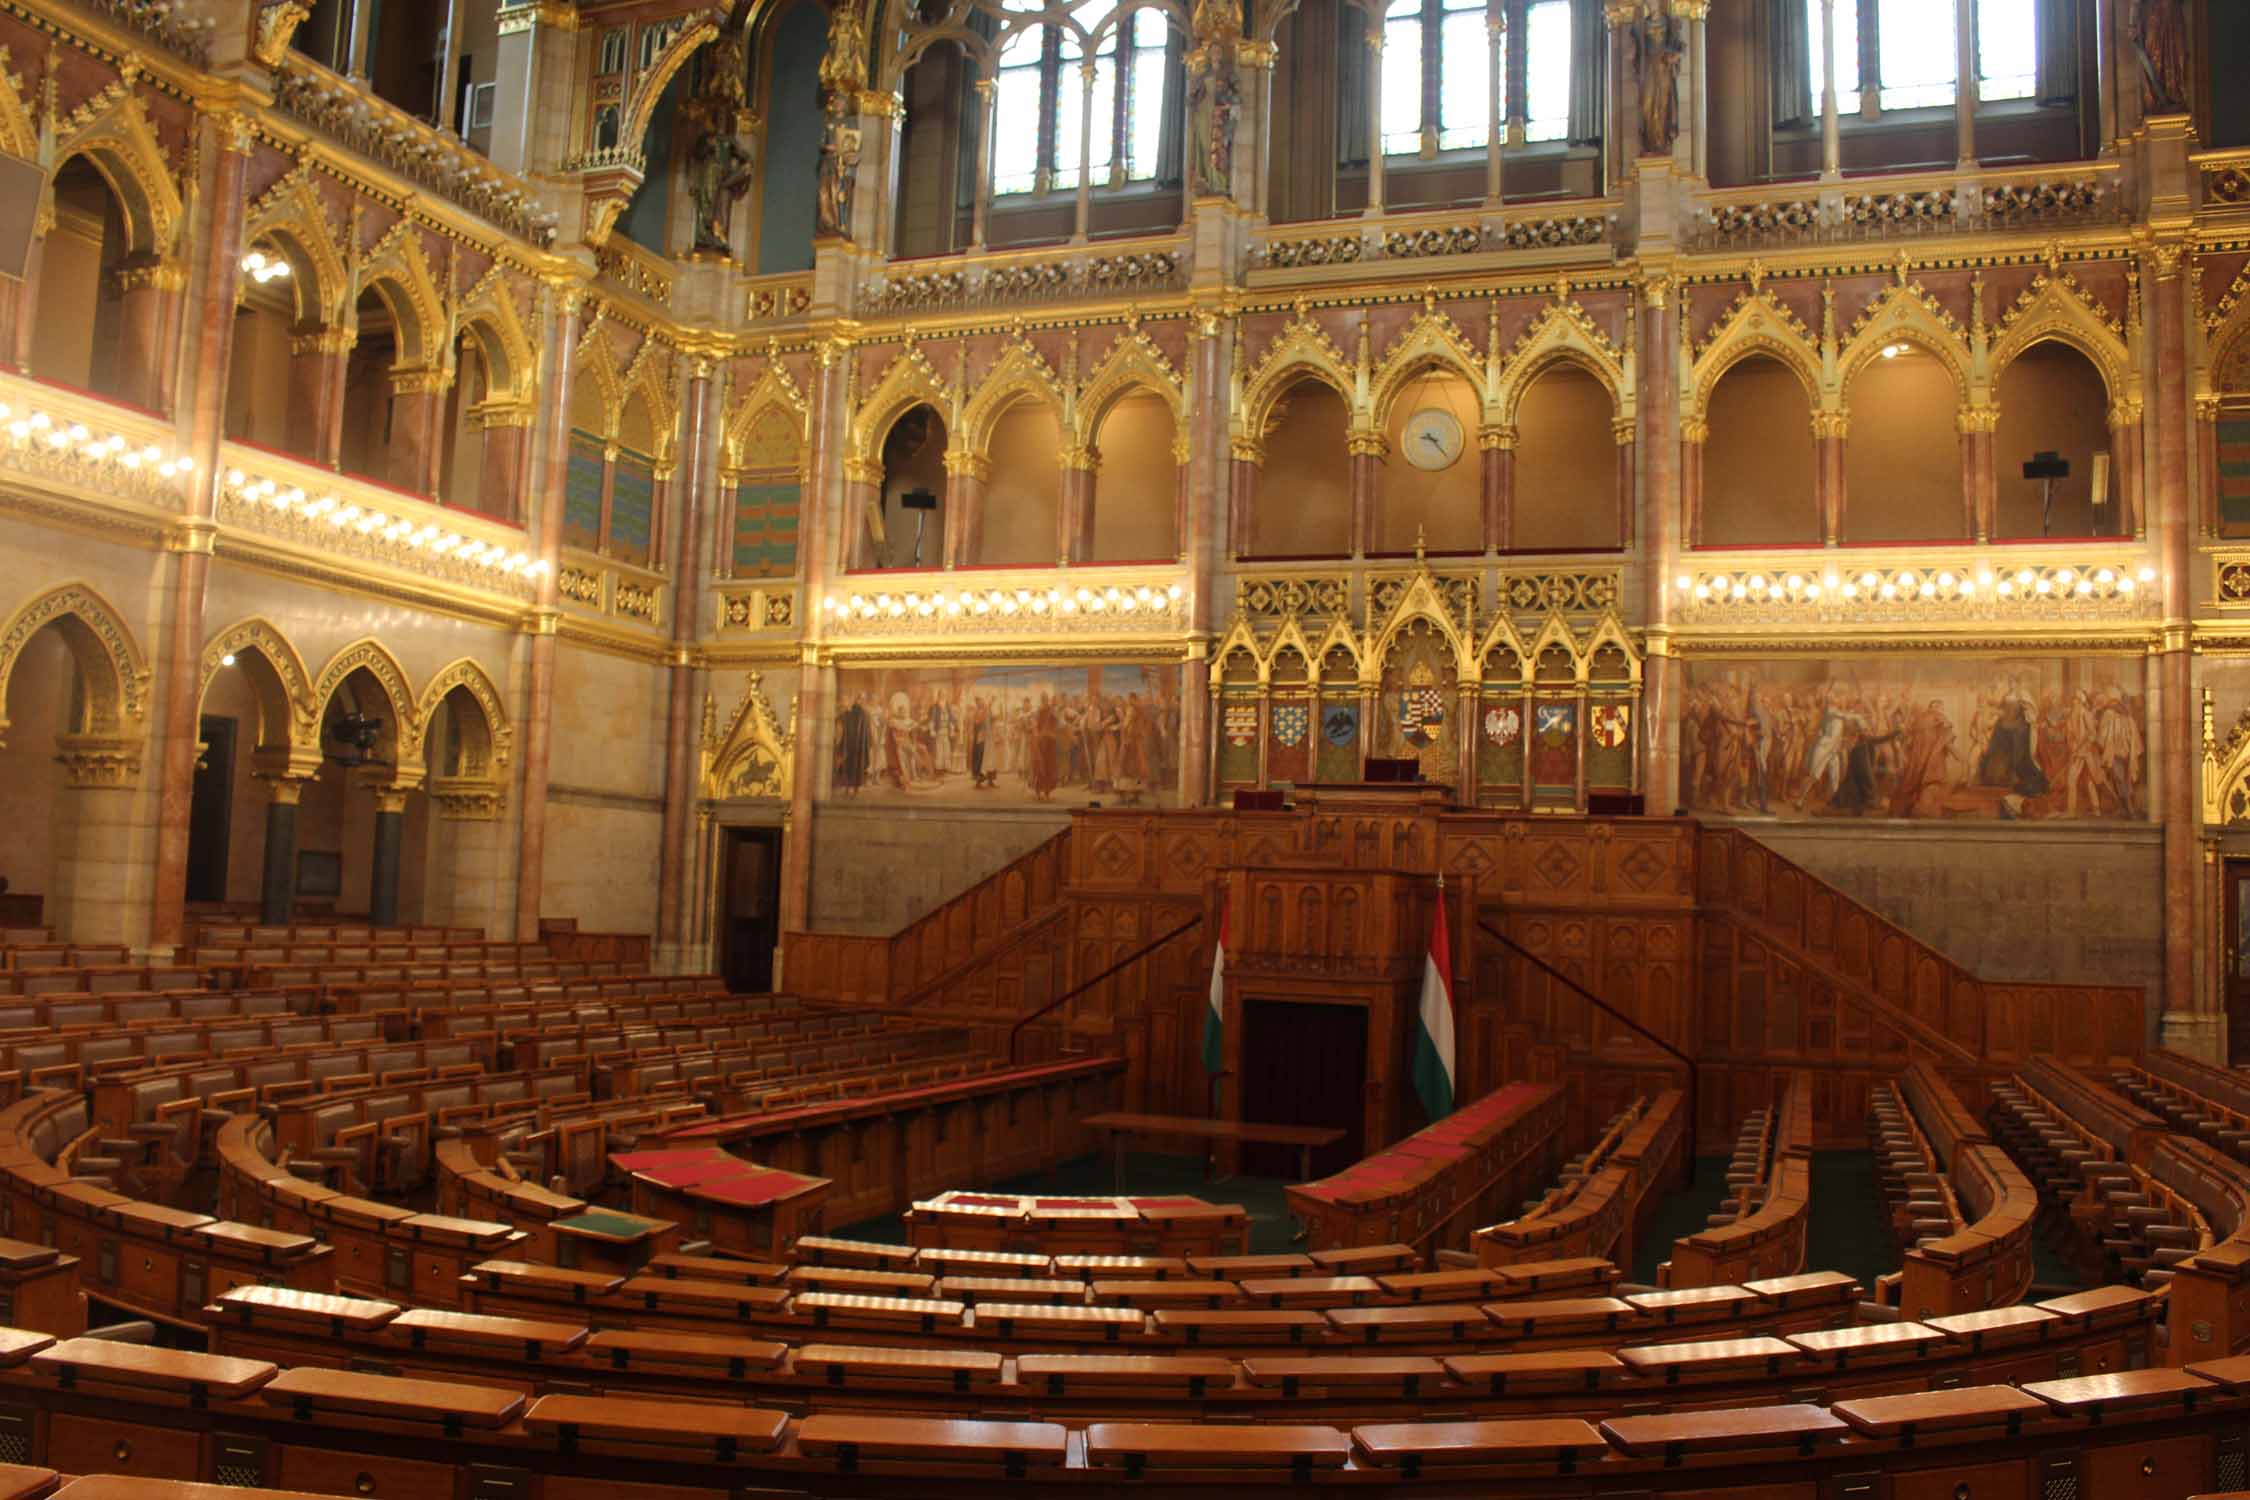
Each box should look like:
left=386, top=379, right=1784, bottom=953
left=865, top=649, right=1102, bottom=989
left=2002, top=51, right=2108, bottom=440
left=1081, top=1112, right=1344, bottom=1185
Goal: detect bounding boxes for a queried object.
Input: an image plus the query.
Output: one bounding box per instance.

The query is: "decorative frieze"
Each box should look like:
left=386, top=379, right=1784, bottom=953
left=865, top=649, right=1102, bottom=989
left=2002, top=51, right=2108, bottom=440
left=557, top=565, right=603, bottom=605
left=1255, top=215, right=1610, bottom=269
left=614, top=579, right=658, bottom=622
left=1673, top=554, right=2156, bottom=624
left=596, top=240, right=673, bottom=305
left=1235, top=573, right=1353, bottom=619
left=818, top=578, right=1188, bottom=639
left=1496, top=568, right=1623, bottom=616
left=746, top=281, right=811, bottom=321
left=717, top=585, right=798, bottom=632
left=1693, top=175, right=2112, bottom=250
left=861, top=248, right=1183, bottom=314
left=0, top=392, right=194, bottom=505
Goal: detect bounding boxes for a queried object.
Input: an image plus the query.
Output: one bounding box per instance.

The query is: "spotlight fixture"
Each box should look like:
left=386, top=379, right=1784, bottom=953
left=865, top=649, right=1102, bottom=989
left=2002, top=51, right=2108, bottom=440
left=325, top=711, right=390, bottom=768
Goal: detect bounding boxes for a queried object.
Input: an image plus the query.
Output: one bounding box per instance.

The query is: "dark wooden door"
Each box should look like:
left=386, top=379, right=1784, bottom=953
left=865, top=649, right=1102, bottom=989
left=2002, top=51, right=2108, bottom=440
left=186, top=715, right=236, bottom=904
left=2227, top=859, right=2250, bottom=1065
left=720, top=828, right=781, bottom=994
left=1239, top=998, right=1367, bottom=1178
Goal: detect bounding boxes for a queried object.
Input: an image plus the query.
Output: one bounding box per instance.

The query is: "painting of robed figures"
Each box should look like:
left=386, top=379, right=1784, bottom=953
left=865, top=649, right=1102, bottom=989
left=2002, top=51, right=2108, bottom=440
left=1681, top=656, right=2145, bottom=822
left=831, top=663, right=1181, bottom=806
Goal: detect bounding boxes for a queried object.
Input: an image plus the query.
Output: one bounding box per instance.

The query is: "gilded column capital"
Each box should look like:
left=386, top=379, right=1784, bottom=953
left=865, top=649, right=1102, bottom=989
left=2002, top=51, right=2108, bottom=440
left=257, top=772, right=313, bottom=806
left=1230, top=435, right=1266, bottom=466
left=2197, top=395, right=2223, bottom=423
left=1237, top=40, right=1277, bottom=67
left=292, top=328, right=354, bottom=358
left=1345, top=430, right=1389, bottom=459
left=1811, top=410, right=1849, bottom=440
left=211, top=109, right=259, bottom=156
left=973, top=78, right=998, bottom=101
left=1060, top=444, right=1101, bottom=474
left=112, top=262, right=188, bottom=295
left=941, top=449, right=991, bottom=481
left=372, top=787, right=412, bottom=815
left=841, top=456, right=883, bottom=486
left=2109, top=398, right=2145, bottom=428
left=1956, top=403, right=1999, bottom=435
left=1477, top=423, right=1516, bottom=451
left=390, top=366, right=451, bottom=397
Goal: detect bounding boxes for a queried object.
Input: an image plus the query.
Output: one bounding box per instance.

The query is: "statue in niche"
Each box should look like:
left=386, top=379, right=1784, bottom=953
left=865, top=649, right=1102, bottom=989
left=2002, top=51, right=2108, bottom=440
left=2128, top=0, right=2189, bottom=115
left=1635, top=9, right=1684, bottom=157
left=1188, top=57, right=1237, bottom=198
left=688, top=128, right=758, bottom=253
left=816, top=98, right=862, bottom=239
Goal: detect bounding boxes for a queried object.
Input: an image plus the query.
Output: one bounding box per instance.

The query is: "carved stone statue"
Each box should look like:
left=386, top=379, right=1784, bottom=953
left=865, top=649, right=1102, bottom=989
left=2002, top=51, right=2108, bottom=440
left=821, top=0, right=870, bottom=95
left=1635, top=11, right=1684, bottom=157
left=2129, top=0, right=2190, bottom=115
left=816, top=100, right=862, bottom=239
left=1189, top=57, right=1237, bottom=198
left=688, top=128, right=757, bottom=253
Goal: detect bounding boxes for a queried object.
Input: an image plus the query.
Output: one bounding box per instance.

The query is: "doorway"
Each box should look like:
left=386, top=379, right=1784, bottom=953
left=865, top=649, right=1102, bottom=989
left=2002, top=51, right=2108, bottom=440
left=719, top=827, right=782, bottom=993
left=1238, top=998, right=1367, bottom=1177
left=186, top=715, right=236, bottom=904
left=2226, top=858, right=2250, bottom=1064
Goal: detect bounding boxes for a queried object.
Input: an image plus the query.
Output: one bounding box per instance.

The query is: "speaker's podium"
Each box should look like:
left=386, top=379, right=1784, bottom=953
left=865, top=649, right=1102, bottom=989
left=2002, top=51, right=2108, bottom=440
left=1208, top=849, right=1446, bottom=1180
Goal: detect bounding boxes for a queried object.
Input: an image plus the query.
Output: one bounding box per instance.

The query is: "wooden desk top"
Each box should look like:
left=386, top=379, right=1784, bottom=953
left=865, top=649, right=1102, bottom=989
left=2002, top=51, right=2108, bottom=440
left=793, top=1414, right=1069, bottom=1465
left=1600, top=1403, right=1848, bottom=1455
left=2035, top=1285, right=2154, bottom=1323
left=1055, top=1254, right=1190, bottom=1278
left=1353, top=1418, right=1609, bottom=1467
left=1786, top=1322, right=1949, bottom=1361
left=584, top=1329, right=787, bottom=1371
left=1616, top=1336, right=1802, bottom=1376
left=1083, top=1112, right=1345, bottom=1148
left=53, top=1481, right=325, bottom=1500
left=524, top=1394, right=789, bottom=1453
left=786, top=1265, right=938, bottom=1295
left=210, top=1286, right=401, bottom=1332
left=1084, top=1421, right=1352, bottom=1468
left=647, top=1252, right=787, bottom=1284
left=914, top=1247, right=1053, bottom=1274
left=616, top=1275, right=792, bottom=1311
left=2024, top=1368, right=2217, bottom=1416
left=1380, top=1268, right=1509, bottom=1300
left=1015, top=1353, right=1236, bottom=1387
left=1241, top=1355, right=1444, bottom=1387
left=1832, top=1385, right=2052, bottom=1437
left=792, top=1344, right=1005, bottom=1379
left=0, top=1467, right=55, bottom=1500
left=470, top=1260, right=625, bottom=1296
left=1926, top=1304, right=2058, bottom=1346
left=258, top=1366, right=525, bottom=1428
left=1445, top=1350, right=1628, bottom=1386
left=383, top=1308, right=589, bottom=1355
left=0, top=1331, right=53, bottom=1367
left=31, top=1339, right=276, bottom=1400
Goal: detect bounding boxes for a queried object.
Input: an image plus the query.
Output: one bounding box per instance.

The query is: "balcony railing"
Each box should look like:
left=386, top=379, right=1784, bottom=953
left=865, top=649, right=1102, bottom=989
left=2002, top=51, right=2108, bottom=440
left=1689, top=161, right=2122, bottom=252
left=1250, top=200, right=1619, bottom=274
left=270, top=55, right=558, bottom=246
left=860, top=236, right=1187, bottom=317
left=215, top=444, right=543, bottom=602
left=818, top=566, right=1190, bottom=640
left=1671, top=544, right=2157, bottom=626
left=0, top=373, right=193, bottom=509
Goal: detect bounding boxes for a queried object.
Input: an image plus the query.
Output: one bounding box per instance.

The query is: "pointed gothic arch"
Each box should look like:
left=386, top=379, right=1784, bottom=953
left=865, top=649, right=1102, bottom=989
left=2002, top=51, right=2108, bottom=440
left=0, top=583, right=151, bottom=748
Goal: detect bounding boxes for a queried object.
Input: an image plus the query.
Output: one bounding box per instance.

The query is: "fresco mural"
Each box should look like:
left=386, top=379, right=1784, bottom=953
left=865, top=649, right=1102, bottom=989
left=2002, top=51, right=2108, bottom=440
left=1681, top=656, right=2146, bottom=821
left=832, top=663, right=1180, bottom=805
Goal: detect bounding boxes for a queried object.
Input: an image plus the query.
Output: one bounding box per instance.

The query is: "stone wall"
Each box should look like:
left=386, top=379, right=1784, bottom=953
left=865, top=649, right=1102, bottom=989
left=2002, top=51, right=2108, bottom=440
left=808, top=802, right=1070, bottom=934
left=542, top=645, right=668, bottom=936
left=1742, top=821, right=2162, bottom=1035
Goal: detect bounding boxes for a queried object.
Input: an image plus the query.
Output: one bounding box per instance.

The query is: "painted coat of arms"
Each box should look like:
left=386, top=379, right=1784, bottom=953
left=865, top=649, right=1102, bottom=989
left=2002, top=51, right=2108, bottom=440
left=1399, top=663, right=1446, bottom=747
left=1484, top=705, right=1522, bottom=746
left=1323, top=704, right=1359, bottom=745
left=1224, top=703, right=1259, bottom=746
left=1591, top=703, right=1630, bottom=748
left=1272, top=703, right=1309, bottom=747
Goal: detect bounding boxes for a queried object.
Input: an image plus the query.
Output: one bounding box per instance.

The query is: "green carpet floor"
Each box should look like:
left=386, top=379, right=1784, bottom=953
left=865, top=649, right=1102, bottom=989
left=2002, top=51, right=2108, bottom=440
left=1634, top=1155, right=1731, bottom=1284
left=837, top=1151, right=1302, bottom=1253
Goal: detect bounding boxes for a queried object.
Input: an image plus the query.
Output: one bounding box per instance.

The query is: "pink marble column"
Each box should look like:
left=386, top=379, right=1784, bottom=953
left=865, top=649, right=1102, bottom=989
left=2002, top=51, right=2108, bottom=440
left=512, top=288, right=584, bottom=942
left=655, top=363, right=718, bottom=963
left=2199, top=400, right=2221, bottom=537
left=387, top=375, right=445, bottom=494
left=1228, top=454, right=1261, bottom=558
left=1179, top=655, right=1210, bottom=807
left=1348, top=439, right=1384, bottom=556
left=1059, top=453, right=1096, bottom=563
left=1637, top=282, right=1681, bottom=808
left=1957, top=427, right=1981, bottom=539
left=479, top=417, right=531, bottom=521
left=149, top=116, right=250, bottom=952
left=288, top=334, right=350, bottom=463
left=941, top=454, right=987, bottom=567
left=4, top=233, right=42, bottom=370
left=112, top=268, right=176, bottom=412
left=1974, top=427, right=1997, bottom=540
left=1677, top=426, right=1703, bottom=548
left=2115, top=406, right=2148, bottom=539
left=779, top=341, right=852, bottom=943
left=1616, top=425, right=1639, bottom=547
left=1815, top=420, right=1846, bottom=545
left=1479, top=428, right=1512, bottom=552
left=2154, top=246, right=2198, bottom=1030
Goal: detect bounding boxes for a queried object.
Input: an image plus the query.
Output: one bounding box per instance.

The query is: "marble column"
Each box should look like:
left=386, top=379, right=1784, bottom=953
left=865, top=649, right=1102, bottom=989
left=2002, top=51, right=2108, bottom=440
left=111, top=262, right=181, bottom=413
left=1814, top=413, right=1846, bottom=544
left=1953, top=0, right=1978, bottom=169
left=150, top=112, right=251, bottom=954
left=1615, top=417, right=1640, bottom=546
left=369, top=787, right=408, bottom=928
left=1637, top=278, right=1681, bottom=809
left=941, top=451, right=989, bottom=567
left=1348, top=434, right=1385, bottom=556
left=1678, top=419, right=1706, bottom=548
left=387, top=369, right=448, bottom=495
left=512, top=285, right=584, bottom=941
left=479, top=412, right=533, bottom=520
left=1363, top=29, right=1386, bottom=217
left=1060, top=448, right=1098, bottom=563
left=1818, top=0, right=1841, bottom=180
left=288, top=331, right=352, bottom=464
left=1484, top=15, right=1505, bottom=206
left=656, top=361, right=718, bottom=967
left=1182, top=313, right=1232, bottom=807
left=2199, top=397, right=2223, bottom=537
left=2114, top=400, right=2147, bottom=539
left=1072, top=61, right=1097, bottom=245
left=2154, top=243, right=2204, bottom=1049
left=969, top=79, right=998, bottom=252
left=1227, top=448, right=1261, bottom=558
left=779, top=339, right=852, bottom=946
left=1479, top=425, right=1513, bottom=552
left=258, top=777, right=304, bottom=925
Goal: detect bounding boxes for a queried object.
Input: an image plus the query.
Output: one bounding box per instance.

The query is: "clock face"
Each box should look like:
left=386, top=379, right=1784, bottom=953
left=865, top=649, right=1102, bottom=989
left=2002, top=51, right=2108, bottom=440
left=1403, top=408, right=1464, bottom=471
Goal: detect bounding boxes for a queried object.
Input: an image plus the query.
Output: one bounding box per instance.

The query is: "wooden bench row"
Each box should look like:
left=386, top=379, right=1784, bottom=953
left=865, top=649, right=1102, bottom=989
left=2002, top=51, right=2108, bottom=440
left=0, top=1323, right=2240, bottom=1494
left=1662, top=1072, right=1811, bottom=1288
left=1286, top=1082, right=1567, bottom=1255
left=1476, top=1089, right=1685, bottom=1270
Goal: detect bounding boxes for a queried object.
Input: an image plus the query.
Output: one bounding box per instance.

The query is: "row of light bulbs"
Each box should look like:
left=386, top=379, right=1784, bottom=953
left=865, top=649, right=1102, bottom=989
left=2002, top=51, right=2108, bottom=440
left=240, top=250, right=292, bottom=285
left=0, top=401, right=195, bottom=480
left=222, top=468, right=550, bottom=576
left=1676, top=563, right=2158, bottom=604
left=823, top=583, right=1187, bottom=620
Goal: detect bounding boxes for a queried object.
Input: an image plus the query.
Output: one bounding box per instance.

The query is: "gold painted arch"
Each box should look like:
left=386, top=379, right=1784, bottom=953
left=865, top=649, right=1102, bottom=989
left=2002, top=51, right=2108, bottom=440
left=0, top=582, right=151, bottom=747
left=48, top=86, right=183, bottom=257
left=198, top=616, right=320, bottom=773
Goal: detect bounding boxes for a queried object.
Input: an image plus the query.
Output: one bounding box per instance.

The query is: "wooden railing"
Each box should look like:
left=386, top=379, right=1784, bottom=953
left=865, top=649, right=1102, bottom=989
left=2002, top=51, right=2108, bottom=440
left=781, top=829, right=1073, bottom=1008
left=1697, top=828, right=2145, bottom=1073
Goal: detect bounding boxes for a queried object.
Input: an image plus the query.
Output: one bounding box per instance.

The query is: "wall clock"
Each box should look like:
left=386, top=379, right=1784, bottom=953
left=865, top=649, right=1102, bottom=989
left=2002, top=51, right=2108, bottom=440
left=1402, top=408, right=1463, bottom=470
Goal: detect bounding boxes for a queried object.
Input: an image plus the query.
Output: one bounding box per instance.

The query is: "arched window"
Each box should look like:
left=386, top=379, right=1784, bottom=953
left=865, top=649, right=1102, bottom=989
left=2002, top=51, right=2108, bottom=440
left=728, top=406, right=804, bottom=577
left=1804, top=0, right=2049, bottom=116
left=990, top=0, right=1181, bottom=197
left=562, top=373, right=670, bottom=566
left=872, top=405, right=949, bottom=570
left=1377, top=0, right=1576, bottom=157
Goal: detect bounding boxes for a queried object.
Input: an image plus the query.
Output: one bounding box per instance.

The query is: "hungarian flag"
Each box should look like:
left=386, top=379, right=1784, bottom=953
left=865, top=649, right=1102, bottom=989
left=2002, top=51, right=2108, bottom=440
left=1411, top=895, right=1457, bottom=1121
left=1203, top=898, right=1227, bottom=1075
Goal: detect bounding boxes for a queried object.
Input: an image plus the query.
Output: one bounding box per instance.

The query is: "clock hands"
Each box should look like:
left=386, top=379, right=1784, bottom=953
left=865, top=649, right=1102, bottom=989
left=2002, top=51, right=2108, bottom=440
left=1421, top=430, right=1446, bottom=452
